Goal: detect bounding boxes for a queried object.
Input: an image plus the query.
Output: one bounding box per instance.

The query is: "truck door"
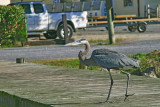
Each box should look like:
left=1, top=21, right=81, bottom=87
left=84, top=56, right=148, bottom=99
left=21, top=4, right=35, bottom=31
left=33, top=3, right=48, bottom=31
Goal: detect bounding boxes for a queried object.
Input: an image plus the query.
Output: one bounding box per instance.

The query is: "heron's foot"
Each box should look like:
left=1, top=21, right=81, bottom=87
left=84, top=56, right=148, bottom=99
left=105, top=100, right=109, bottom=103
left=124, top=93, right=135, bottom=102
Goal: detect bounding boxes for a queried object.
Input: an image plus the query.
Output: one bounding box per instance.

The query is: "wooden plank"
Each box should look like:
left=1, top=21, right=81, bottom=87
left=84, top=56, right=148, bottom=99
left=62, top=14, right=69, bottom=44
left=106, top=0, right=115, bottom=44
left=89, top=16, right=106, bottom=19
left=114, top=18, right=160, bottom=23
left=88, top=15, right=136, bottom=19
left=89, top=21, right=107, bottom=24
left=89, top=18, right=160, bottom=24
left=1, top=60, right=160, bottom=106
left=115, top=15, right=136, bottom=18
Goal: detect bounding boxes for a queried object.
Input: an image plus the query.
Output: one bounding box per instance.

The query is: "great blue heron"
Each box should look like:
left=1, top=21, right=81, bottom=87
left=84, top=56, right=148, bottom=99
left=66, top=39, right=140, bottom=102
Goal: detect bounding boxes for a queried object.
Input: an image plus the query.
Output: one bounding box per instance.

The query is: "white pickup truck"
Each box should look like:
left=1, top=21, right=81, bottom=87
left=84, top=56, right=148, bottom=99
left=10, top=1, right=88, bottom=39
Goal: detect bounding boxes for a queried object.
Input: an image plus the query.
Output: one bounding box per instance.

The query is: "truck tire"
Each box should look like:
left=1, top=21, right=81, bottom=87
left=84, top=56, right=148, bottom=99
left=44, top=31, right=57, bottom=39
left=57, top=24, right=73, bottom=39
left=137, top=23, right=146, bottom=33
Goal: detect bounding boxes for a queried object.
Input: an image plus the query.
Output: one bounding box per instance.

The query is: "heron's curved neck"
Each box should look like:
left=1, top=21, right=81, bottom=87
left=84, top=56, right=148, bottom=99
left=82, top=42, right=90, bottom=55
left=78, top=41, right=90, bottom=60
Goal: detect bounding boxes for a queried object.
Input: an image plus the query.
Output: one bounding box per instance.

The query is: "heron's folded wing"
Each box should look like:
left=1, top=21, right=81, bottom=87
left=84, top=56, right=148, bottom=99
left=92, top=54, right=124, bottom=69
left=92, top=49, right=139, bottom=69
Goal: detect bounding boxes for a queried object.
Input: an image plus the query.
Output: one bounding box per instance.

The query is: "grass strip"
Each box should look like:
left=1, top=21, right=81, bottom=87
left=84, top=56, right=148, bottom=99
left=29, top=50, right=160, bottom=77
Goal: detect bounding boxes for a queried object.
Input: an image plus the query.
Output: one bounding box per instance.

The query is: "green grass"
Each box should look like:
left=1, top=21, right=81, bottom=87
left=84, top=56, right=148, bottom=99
left=126, top=50, right=160, bottom=77
left=0, top=41, right=23, bottom=48
left=34, top=58, right=80, bottom=69
left=29, top=50, right=160, bottom=77
left=29, top=58, right=101, bottom=71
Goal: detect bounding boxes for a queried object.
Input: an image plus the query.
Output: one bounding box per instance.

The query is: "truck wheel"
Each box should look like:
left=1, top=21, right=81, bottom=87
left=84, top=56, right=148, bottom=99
left=57, top=24, right=73, bottom=39
left=137, top=23, right=146, bottom=33
left=128, top=25, right=137, bottom=32
left=44, top=31, right=57, bottom=39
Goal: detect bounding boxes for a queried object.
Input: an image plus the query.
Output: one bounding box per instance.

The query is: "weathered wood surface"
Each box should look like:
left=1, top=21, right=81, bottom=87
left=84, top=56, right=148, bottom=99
left=88, top=15, right=137, bottom=19
left=0, top=60, right=160, bottom=107
left=89, top=18, right=160, bottom=24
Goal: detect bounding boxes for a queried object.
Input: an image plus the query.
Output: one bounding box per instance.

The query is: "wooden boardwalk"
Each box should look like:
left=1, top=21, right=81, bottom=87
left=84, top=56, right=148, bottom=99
left=0, top=60, right=160, bottom=107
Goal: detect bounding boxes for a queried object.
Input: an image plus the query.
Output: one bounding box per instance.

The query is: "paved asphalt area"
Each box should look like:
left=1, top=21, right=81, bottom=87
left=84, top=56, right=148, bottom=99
left=0, top=39, right=160, bottom=61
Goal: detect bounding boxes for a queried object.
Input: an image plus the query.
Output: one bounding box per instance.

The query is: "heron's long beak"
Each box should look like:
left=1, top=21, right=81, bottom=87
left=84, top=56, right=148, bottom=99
left=65, top=41, right=81, bottom=46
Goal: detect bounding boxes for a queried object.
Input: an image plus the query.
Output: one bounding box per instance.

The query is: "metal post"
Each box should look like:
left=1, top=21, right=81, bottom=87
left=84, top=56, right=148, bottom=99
left=145, top=5, right=147, bottom=17
left=62, top=14, right=69, bottom=44
left=106, top=0, right=115, bottom=44
left=148, top=4, right=150, bottom=19
left=159, top=4, right=160, bottom=18
left=157, top=6, right=160, bottom=18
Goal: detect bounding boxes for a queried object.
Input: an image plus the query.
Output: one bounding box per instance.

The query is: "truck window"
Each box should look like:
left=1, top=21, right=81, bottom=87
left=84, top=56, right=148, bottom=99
left=33, top=4, right=44, bottom=14
left=21, top=4, right=31, bottom=14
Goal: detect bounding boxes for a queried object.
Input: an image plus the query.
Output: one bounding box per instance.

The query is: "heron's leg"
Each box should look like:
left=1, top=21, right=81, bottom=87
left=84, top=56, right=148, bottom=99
left=120, top=70, right=134, bottom=101
left=105, top=69, right=113, bottom=102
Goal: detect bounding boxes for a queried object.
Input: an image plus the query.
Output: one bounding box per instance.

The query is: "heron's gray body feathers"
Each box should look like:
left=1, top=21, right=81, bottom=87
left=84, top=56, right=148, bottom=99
left=79, top=48, right=139, bottom=69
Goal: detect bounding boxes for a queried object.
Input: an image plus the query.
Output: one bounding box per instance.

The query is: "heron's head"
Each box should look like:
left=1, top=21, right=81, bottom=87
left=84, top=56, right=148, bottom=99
left=65, top=39, right=88, bottom=46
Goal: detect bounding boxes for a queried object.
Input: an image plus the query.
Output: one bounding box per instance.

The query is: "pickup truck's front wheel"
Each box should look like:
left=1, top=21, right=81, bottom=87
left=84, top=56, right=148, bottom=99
left=57, top=24, right=73, bottom=39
